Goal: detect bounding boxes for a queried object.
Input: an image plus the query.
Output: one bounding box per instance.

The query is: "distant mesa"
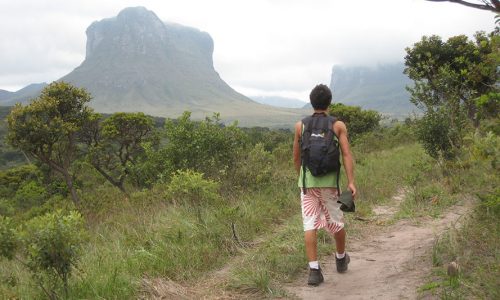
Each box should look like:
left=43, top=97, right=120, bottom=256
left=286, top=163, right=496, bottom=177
left=3, top=6, right=304, bottom=126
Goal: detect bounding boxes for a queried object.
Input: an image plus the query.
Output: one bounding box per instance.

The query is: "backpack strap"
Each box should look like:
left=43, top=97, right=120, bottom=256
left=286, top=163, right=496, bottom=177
left=300, top=116, right=313, bottom=194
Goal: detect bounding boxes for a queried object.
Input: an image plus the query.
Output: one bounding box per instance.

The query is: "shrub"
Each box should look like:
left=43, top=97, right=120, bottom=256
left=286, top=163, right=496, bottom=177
left=232, top=143, right=274, bottom=187
left=0, top=164, right=41, bottom=199
left=162, top=112, right=247, bottom=180
left=0, top=216, right=17, bottom=260
left=415, top=107, right=467, bottom=160
left=0, top=198, right=16, bottom=217
left=20, top=210, right=86, bottom=299
left=166, top=169, right=220, bottom=207
left=328, top=103, right=381, bottom=140
left=14, top=181, right=47, bottom=210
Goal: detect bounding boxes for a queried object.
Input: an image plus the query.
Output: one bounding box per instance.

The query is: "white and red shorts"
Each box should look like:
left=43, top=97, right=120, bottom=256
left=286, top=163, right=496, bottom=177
left=301, top=187, right=345, bottom=235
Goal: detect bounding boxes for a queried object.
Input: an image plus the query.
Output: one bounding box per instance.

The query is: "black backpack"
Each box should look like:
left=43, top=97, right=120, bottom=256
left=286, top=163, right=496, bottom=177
left=300, top=113, right=341, bottom=194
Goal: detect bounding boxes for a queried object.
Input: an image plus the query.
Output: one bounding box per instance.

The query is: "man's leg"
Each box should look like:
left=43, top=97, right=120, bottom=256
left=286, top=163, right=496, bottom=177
left=305, top=229, right=317, bottom=262
left=305, top=229, right=323, bottom=286
left=334, top=228, right=350, bottom=273
left=334, top=228, right=346, bottom=254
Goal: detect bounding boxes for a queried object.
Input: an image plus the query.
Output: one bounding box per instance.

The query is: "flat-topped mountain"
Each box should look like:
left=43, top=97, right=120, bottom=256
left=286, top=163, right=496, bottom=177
left=57, top=6, right=303, bottom=126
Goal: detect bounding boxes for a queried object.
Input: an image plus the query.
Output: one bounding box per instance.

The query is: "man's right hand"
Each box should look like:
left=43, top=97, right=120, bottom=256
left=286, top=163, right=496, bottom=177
left=348, top=183, right=357, bottom=199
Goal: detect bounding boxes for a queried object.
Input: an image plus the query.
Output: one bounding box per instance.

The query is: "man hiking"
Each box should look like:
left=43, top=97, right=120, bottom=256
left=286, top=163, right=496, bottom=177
left=293, top=84, right=357, bottom=286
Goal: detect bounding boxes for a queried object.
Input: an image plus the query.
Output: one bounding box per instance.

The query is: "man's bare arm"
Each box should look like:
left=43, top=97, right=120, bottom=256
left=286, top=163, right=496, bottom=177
left=334, top=121, right=357, bottom=197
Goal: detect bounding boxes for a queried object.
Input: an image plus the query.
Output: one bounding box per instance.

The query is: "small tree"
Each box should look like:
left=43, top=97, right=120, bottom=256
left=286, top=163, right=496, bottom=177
left=82, top=112, right=157, bottom=193
left=405, top=32, right=498, bottom=159
left=7, top=82, right=93, bottom=205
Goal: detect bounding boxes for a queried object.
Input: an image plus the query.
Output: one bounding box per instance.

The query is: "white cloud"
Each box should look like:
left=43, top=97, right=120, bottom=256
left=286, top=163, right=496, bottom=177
left=0, top=0, right=495, bottom=99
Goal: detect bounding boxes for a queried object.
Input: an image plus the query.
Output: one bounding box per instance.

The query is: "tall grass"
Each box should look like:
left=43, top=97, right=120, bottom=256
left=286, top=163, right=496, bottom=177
left=53, top=180, right=297, bottom=298
left=353, top=143, right=427, bottom=216
left=420, top=133, right=500, bottom=299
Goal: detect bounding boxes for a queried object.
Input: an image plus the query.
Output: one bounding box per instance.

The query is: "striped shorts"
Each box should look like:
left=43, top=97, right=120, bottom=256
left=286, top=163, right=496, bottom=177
left=301, top=187, right=345, bottom=234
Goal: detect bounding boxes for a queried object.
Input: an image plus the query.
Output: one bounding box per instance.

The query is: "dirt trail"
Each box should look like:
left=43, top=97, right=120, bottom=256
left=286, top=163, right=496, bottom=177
left=286, top=194, right=474, bottom=300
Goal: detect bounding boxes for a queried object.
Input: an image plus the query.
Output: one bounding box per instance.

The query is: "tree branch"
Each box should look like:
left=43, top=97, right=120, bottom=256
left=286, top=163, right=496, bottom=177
left=426, top=0, right=499, bottom=12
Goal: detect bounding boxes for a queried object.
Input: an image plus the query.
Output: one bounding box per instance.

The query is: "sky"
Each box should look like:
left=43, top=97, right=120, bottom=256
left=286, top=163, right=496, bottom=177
left=0, top=0, right=496, bottom=102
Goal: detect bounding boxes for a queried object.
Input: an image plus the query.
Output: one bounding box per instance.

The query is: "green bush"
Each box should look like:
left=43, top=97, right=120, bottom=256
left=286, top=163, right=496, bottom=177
left=162, top=112, right=247, bottom=180
left=0, top=164, right=41, bottom=199
left=14, top=181, right=47, bottom=209
left=415, top=107, right=467, bottom=160
left=20, top=210, right=86, bottom=299
left=0, top=216, right=17, bottom=260
left=328, top=103, right=381, bottom=140
left=165, top=169, right=220, bottom=207
left=232, top=143, right=274, bottom=187
left=0, top=199, right=15, bottom=217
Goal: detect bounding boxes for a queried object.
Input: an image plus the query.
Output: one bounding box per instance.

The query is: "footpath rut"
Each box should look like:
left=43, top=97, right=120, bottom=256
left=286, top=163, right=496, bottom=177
left=286, top=194, right=474, bottom=300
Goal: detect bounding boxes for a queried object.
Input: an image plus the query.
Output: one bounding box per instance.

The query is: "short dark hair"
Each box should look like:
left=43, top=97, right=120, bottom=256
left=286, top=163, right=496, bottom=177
left=309, top=84, right=332, bottom=110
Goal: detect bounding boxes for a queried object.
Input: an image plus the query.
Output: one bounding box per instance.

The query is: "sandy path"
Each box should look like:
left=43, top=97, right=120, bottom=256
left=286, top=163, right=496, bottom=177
left=286, top=197, right=473, bottom=300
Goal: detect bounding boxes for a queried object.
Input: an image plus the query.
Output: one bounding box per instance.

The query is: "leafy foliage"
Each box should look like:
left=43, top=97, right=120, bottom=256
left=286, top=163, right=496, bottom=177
left=328, top=103, right=381, bottom=140
left=162, top=112, right=247, bottom=179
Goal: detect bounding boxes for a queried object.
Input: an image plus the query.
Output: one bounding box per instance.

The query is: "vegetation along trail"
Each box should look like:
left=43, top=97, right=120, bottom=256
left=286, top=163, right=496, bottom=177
left=286, top=194, right=475, bottom=299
